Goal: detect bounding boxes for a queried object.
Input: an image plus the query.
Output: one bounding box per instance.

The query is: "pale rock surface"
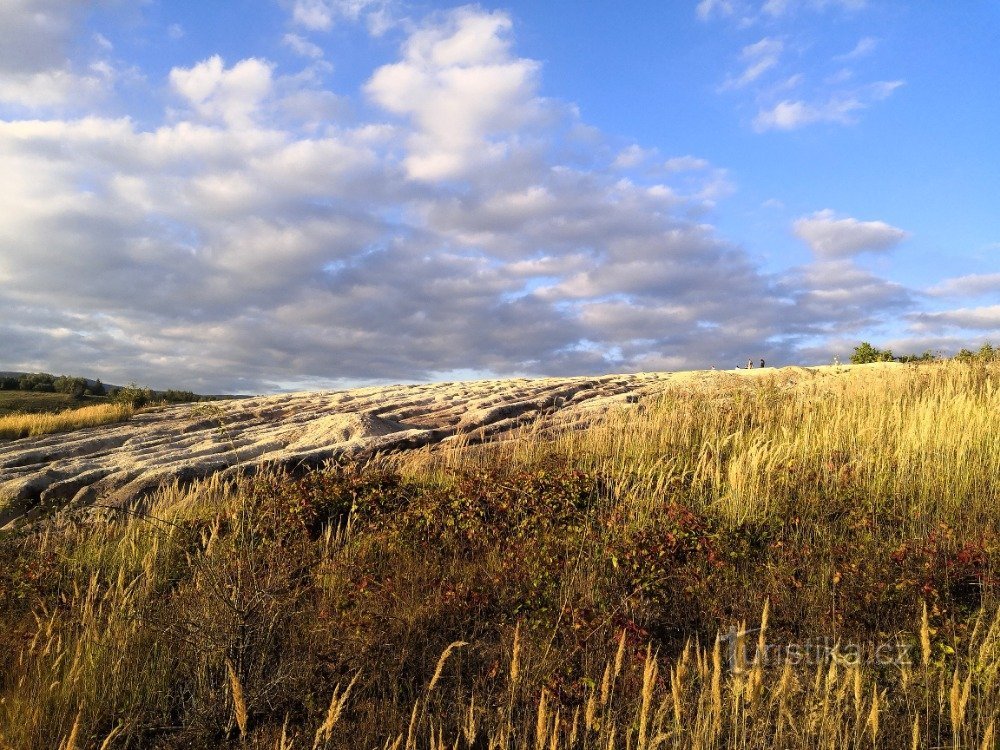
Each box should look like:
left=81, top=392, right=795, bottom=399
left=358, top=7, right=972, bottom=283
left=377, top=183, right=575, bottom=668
left=0, top=365, right=871, bottom=527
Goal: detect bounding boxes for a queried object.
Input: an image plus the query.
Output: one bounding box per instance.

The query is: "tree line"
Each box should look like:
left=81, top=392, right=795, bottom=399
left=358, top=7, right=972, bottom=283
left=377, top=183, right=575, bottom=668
left=0, top=372, right=104, bottom=397
left=0, top=372, right=206, bottom=405
left=851, top=341, right=997, bottom=364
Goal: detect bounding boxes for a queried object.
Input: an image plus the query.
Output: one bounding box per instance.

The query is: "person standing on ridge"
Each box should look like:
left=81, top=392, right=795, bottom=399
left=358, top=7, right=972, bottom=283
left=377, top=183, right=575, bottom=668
left=761, top=358, right=766, bottom=368
left=747, top=359, right=753, bottom=369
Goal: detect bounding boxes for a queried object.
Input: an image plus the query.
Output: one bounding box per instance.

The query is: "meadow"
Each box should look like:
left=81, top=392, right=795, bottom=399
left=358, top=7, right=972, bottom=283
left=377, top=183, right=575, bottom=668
left=0, top=391, right=98, bottom=418
left=0, top=361, right=997, bottom=749
left=0, top=402, right=133, bottom=440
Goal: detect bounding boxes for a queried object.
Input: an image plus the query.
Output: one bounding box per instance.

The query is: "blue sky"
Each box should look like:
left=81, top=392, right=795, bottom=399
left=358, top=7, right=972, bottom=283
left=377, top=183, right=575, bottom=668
left=0, top=0, right=997, bottom=392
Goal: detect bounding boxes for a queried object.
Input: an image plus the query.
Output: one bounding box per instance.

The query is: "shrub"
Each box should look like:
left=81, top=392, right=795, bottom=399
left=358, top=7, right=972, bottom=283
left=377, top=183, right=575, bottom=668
left=850, top=341, right=895, bottom=364
left=112, top=383, right=153, bottom=408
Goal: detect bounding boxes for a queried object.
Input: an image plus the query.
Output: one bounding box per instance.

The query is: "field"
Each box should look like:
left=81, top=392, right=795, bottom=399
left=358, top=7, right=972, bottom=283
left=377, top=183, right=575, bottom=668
left=0, top=391, right=96, bottom=417
left=0, top=361, right=997, bottom=749
left=0, top=397, right=131, bottom=440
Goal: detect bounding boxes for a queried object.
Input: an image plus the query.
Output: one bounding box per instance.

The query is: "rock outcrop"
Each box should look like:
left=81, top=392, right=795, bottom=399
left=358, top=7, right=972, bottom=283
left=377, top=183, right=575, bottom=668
left=0, top=363, right=869, bottom=528
left=0, top=372, right=687, bottom=527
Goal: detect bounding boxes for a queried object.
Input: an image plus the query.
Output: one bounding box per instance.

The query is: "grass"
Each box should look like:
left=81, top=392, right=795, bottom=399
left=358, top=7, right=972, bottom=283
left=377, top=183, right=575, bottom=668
left=0, top=390, right=99, bottom=417
left=0, top=361, right=997, bottom=748
left=0, top=402, right=133, bottom=440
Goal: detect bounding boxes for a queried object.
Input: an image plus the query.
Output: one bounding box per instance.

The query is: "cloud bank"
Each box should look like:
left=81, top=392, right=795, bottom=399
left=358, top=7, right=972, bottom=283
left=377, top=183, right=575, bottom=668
left=0, top=2, right=960, bottom=392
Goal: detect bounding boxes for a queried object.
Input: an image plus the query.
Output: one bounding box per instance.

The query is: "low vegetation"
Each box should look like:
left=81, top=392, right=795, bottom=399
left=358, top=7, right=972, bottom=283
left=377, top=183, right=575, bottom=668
left=0, top=403, right=134, bottom=440
left=0, top=374, right=209, bottom=439
left=0, top=360, right=997, bottom=748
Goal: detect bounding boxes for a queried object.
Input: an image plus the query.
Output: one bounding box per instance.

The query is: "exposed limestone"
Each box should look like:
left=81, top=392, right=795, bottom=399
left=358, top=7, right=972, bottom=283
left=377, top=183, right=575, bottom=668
left=0, top=365, right=861, bottom=527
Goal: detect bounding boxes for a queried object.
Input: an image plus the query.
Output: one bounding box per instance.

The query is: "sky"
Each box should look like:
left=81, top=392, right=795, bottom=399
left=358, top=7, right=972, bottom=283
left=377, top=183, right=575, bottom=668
left=0, top=0, right=997, bottom=393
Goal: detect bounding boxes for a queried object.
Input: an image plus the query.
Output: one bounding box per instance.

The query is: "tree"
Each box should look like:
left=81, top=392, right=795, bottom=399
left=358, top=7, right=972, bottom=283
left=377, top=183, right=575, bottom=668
left=850, top=342, right=895, bottom=364
left=90, top=379, right=106, bottom=396
left=113, top=383, right=153, bottom=409
left=54, top=376, right=88, bottom=398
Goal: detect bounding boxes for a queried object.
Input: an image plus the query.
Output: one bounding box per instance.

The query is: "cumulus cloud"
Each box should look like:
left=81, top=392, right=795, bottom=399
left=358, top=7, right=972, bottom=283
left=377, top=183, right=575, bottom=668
left=779, top=259, right=911, bottom=333
left=365, top=8, right=543, bottom=181
left=169, top=56, right=274, bottom=128
left=0, top=0, right=117, bottom=109
left=793, top=210, right=908, bottom=258
left=0, top=4, right=927, bottom=391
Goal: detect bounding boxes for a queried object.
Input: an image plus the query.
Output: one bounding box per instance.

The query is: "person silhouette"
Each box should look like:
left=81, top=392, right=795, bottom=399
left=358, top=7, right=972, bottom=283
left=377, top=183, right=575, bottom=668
left=760, top=358, right=765, bottom=368
left=747, top=359, right=753, bottom=369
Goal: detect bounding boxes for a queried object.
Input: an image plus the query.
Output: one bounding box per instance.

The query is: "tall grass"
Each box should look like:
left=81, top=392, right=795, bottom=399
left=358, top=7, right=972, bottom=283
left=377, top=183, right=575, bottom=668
left=407, top=361, right=1000, bottom=531
left=0, top=361, right=997, bottom=748
left=0, top=402, right=132, bottom=440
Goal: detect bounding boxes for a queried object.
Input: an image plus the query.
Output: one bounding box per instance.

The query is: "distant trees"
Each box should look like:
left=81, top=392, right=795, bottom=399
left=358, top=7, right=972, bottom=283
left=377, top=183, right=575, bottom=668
left=956, top=342, right=998, bottom=362
left=161, top=390, right=201, bottom=404
left=850, top=342, right=897, bottom=364
left=53, top=376, right=89, bottom=398
left=850, top=341, right=996, bottom=365
left=1, top=372, right=111, bottom=397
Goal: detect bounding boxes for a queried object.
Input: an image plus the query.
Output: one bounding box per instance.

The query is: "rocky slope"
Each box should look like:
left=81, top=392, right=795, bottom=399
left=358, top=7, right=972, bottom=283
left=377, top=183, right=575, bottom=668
left=0, top=365, right=856, bottom=528
left=0, top=372, right=696, bottom=527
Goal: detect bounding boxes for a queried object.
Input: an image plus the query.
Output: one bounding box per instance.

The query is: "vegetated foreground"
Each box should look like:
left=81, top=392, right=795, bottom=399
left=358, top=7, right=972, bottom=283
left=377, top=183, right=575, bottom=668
left=0, top=362, right=998, bottom=749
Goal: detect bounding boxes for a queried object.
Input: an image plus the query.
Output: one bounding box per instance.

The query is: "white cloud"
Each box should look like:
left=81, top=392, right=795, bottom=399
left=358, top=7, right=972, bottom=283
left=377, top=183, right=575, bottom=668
left=910, top=306, right=1000, bottom=332
left=763, top=0, right=867, bottom=18
left=725, top=37, right=783, bottom=89
left=0, top=69, right=109, bottom=108
left=663, top=155, right=710, bottom=172
left=0, top=5, right=929, bottom=391
left=927, top=273, right=1000, bottom=298
left=696, top=0, right=742, bottom=21
left=291, top=0, right=336, bottom=30
left=289, top=0, right=384, bottom=31
left=0, top=0, right=115, bottom=108
left=793, top=209, right=908, bottom=259
left=613, top=144, right=655, bottom=169
left=701, top=1, right=899, bottom=133
left=169, top=56, right=274, bottom=128
left=753, top=80, right=904, bottom=130
left=283, top=33, right=325, bottom=60
left=837, top=36, right=878, bottom=60
left=365, top=8, right=542, bottom=181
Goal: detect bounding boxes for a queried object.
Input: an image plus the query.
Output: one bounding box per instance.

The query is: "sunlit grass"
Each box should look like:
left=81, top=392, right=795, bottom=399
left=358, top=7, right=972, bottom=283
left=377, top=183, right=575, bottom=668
left=0, top=402, right=132, bottom=440
left=0, top=360, right=997, bottom=748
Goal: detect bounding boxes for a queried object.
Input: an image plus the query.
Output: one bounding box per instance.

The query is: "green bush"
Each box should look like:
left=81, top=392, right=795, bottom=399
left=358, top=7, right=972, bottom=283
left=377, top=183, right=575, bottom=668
left=850, top=342, right=895, bottom=364
left=112, top=383, right=153, bottom=409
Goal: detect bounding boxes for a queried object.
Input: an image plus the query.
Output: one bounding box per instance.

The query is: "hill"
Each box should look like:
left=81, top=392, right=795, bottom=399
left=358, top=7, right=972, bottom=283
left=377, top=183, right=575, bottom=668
left=0, top=363, right=874, bottom=528
left=0, top=360, right=998, bottom=749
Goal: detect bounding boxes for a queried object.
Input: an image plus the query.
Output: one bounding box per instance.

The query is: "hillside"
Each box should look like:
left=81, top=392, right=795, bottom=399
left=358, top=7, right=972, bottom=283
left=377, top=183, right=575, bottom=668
left=1, top=360, right=998, bottom=749
left=3, top=364, right=851, bottom=529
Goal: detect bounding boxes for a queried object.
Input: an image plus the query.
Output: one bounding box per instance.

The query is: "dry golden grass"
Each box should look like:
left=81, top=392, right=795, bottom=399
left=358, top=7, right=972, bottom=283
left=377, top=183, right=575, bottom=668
left=0, top=360, right=997, bottom=749
left=403, top=360, right=1000, bottom=532
left=0, top=402, right=132, bottom=440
